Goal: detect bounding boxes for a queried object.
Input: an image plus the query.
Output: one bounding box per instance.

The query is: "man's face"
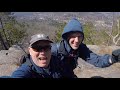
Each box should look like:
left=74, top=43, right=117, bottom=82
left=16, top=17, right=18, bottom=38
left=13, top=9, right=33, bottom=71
left=29, top=41, right=51, bottom=68
left=68, top=32, right=83, bottom=50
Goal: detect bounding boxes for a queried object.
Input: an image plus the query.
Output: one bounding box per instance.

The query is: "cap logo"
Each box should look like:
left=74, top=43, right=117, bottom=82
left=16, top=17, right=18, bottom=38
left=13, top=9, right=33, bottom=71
left=36, top=34, right=48, bottom=39
left=37, top=34, right=43, bottom=38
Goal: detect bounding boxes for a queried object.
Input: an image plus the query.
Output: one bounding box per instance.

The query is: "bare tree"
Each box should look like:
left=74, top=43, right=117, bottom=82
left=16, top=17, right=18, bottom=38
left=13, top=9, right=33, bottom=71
left=112, top=19, right=120, bottom=45
left=105, top=12, right=120, bottom=46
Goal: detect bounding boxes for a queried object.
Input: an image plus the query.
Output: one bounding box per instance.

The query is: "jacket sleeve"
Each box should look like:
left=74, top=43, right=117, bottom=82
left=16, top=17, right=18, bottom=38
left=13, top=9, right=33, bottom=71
left=11, top=64, right=32, bottom=78
left=79, top=43, right=112, bottom=68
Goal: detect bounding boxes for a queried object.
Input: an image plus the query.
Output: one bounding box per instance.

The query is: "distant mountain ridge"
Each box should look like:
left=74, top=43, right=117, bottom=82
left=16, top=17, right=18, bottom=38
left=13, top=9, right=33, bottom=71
left=14, top=12, right=120, bottom=30
left=14, top=12, right=120, bottom=21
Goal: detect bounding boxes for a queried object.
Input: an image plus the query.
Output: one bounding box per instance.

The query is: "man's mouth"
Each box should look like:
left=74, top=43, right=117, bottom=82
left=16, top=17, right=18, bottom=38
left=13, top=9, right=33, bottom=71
left=74, top=44, right=78, bottom=47
left=38, top=57, right=47, bottom=60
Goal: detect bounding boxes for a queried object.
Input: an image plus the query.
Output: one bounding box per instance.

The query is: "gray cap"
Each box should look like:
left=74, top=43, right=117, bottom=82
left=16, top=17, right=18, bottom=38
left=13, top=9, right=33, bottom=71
left=29, top=33, right=53, bottom=47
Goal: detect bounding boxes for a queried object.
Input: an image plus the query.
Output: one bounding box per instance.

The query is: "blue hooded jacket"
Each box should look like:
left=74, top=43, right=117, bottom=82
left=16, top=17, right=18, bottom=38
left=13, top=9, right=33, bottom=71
left=51, top=18, right=113, bottom=78
left=62, top=18, right=84, bottom=40
left=11, top=55, right=62, bottom=78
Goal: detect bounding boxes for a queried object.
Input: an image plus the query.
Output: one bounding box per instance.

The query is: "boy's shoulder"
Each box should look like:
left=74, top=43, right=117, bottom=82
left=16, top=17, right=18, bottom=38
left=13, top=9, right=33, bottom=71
left=51, top=42, right=60, bottom=55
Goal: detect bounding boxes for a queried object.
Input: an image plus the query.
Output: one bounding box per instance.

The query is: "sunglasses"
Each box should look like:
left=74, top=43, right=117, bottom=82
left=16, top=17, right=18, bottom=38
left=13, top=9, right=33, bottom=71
left=31, top=45, right=51, bottom=52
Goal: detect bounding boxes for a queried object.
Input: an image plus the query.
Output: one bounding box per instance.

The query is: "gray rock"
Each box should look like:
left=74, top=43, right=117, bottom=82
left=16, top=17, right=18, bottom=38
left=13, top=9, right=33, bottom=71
left=0, top=45, right=120, bottom=78
left=74, top=58, right=120, bottom=78
left=0, top=48, right=27, bottom=76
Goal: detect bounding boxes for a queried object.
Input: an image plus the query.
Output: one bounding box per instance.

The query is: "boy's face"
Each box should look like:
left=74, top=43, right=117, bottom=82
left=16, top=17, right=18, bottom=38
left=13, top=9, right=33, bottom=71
left=68, top=32, right=83, bottom=50
left=29, top=41, right=51, bottom=68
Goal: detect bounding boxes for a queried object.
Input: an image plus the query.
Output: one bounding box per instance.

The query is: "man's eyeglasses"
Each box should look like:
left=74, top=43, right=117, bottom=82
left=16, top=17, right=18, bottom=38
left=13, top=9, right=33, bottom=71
left=31, top=45, right=51, bottom=52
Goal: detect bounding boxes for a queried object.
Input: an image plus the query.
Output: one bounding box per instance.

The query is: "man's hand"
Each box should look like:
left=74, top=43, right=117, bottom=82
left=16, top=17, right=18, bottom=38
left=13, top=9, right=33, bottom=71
left=111, top=49, right=120, bottom=63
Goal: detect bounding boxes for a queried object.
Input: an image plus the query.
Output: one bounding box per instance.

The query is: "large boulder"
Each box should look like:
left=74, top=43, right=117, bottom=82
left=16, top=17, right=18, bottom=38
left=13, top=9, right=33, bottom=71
left=73, top=45, right=120, bottom=78
left=0, top=46, right=27, bottom=76
left=87, top=45, right=120, bottom=55
left=0, top=45, right=120, bottom=78
left=74, top=58, right=120, bottom=78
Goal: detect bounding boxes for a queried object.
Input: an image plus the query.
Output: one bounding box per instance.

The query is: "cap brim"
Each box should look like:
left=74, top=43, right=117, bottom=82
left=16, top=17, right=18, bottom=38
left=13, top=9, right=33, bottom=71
left=29, top=39, right=53, bottom=47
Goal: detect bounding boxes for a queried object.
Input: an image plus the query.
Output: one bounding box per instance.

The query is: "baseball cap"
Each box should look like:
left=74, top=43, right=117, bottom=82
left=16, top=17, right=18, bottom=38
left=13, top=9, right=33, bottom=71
left=29, top=33, right=53, bottom=47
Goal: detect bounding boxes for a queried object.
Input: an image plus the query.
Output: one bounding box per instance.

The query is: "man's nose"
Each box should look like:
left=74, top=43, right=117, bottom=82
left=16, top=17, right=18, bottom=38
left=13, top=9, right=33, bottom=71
left=75, top=37, right=79, bottom=42
left=39, top=49, right=46, bottom=54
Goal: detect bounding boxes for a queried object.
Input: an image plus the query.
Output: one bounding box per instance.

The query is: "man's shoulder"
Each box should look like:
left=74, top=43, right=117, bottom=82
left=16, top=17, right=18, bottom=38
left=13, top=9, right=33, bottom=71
left=14, top=64, right=31, bottom=73
left=51, top=42, right=60, bottom=55
left=51, top=42, right=60, bottom=49
left=79, top=43, right=88, bottom=50
left=11, top=64, right=32, bottom=78
left=80, top=43, right=87, bottom=47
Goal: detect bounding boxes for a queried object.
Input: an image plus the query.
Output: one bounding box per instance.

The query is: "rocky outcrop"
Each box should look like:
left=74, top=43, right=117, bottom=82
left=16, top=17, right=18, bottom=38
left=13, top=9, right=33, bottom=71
left=73, top=45, right=120, bottom=78
left=0, top=46, right=26, bottom=76
left=87, top=45, right=120, bottom=55
left=0, top=45, right=120, bottom=78
left=74, top=58, right=120, bottom=78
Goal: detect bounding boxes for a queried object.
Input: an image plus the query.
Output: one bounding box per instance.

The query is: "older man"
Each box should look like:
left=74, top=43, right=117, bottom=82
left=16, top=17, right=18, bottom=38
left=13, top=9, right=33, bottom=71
left=11, top=33, right=62, bottom=78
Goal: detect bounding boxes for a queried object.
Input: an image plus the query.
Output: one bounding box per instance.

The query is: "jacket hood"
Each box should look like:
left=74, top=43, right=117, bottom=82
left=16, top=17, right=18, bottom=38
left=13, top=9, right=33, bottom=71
left=62, top=18, right=84, bottom=40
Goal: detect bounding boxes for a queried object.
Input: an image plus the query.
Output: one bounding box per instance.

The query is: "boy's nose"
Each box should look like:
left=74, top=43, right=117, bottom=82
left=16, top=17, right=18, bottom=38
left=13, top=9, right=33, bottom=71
left=75, top=37, right=79, bottom=42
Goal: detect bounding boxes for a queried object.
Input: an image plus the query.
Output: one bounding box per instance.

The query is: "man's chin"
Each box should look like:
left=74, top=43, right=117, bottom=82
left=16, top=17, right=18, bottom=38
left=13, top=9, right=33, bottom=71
left=73, top=47, right=79, bottom=50
left=41, top=64, right=48, bottom=68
